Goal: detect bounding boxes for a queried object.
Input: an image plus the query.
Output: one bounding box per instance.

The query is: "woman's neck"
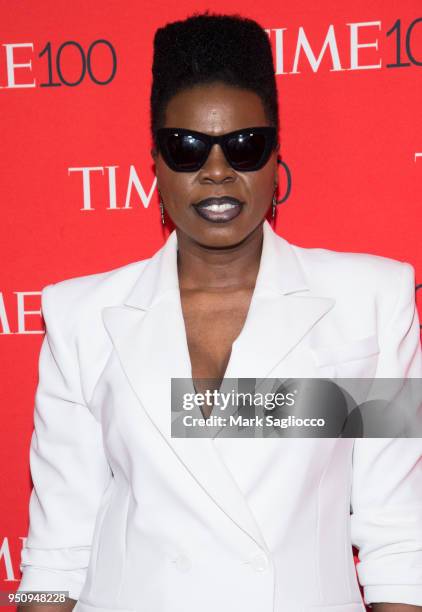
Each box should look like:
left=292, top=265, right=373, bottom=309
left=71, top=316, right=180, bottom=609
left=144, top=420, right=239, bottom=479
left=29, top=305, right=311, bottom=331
left=176, top=222, right=264, bottom=292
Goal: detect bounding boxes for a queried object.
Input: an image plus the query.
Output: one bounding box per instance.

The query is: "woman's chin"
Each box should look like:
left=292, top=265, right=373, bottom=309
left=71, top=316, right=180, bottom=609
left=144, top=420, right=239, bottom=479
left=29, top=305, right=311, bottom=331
left=180, top=217, right=264, bottom=249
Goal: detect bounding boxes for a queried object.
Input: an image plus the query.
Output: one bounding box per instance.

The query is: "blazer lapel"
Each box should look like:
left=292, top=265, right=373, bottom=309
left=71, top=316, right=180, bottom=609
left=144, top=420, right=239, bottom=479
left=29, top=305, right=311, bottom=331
left=101, top=220, right=335, bottom=550
left=222, top=221, right=335, bottom=379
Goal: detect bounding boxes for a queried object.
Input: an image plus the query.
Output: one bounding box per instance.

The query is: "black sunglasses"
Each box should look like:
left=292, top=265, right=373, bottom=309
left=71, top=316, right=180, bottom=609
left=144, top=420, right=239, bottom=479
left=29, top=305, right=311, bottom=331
left=156, top=126, right=277, bottom=172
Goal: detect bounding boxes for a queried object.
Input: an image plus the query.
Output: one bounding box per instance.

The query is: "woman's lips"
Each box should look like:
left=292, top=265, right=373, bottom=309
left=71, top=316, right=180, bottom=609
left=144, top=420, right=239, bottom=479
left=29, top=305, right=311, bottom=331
left=192, top=196, right=243, bottom=223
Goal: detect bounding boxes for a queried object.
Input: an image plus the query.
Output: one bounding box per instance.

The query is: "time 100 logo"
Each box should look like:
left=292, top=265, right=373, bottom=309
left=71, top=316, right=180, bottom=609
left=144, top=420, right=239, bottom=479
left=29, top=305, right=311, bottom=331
left=0, top=39, right=116, bottom=88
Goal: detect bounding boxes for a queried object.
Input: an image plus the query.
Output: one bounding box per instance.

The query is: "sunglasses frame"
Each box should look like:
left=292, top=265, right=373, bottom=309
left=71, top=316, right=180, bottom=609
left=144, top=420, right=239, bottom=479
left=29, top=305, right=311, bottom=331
left=156, top=126, right=278, bottom=172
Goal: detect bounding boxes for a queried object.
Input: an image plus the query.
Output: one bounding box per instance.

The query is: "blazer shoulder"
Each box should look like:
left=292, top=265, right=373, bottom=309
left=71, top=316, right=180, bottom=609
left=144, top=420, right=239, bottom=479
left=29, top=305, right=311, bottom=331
left=291, top=242, right=415, bottom=296
left=40, top=257, right=151, bottom=329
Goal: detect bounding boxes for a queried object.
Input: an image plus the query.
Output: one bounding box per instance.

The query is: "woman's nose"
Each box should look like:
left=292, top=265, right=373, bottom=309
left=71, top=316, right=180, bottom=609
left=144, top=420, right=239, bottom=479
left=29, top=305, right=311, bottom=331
left=198, top=144, right=236, bottom=183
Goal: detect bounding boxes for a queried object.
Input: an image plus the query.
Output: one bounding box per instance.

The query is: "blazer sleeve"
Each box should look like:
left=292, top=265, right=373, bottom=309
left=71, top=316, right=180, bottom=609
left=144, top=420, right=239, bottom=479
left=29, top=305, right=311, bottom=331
left=350, top=262, right=422, bottom=606
left=17, top=283, right=113, bottom=601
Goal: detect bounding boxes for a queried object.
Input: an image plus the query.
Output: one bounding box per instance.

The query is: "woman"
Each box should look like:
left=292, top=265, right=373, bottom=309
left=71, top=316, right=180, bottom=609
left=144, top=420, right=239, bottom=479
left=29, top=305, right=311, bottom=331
left=17, top=12, right=422, bottom=612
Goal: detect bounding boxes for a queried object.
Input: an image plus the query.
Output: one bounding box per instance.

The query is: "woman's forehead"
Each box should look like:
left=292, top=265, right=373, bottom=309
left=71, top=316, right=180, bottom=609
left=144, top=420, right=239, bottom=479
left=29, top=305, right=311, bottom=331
left=163, top=83, right=269, bottom=134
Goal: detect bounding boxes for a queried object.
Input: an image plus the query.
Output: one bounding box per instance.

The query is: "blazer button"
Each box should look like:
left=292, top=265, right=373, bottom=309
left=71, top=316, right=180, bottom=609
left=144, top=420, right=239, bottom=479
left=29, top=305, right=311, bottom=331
left=248, top=552, right=269, bottom=572
left=174, top=554, right=192, bottom=572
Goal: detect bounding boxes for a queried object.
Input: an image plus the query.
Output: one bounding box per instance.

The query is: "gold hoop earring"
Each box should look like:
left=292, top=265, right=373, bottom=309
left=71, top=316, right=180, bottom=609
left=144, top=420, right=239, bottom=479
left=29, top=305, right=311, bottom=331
left=158, top=192, right=165, bottom=226
left=160, top=200, right=165, bottom=225
left=272, top=156, right=292, bottom=219
left=272, top=190, right=278, bottom=219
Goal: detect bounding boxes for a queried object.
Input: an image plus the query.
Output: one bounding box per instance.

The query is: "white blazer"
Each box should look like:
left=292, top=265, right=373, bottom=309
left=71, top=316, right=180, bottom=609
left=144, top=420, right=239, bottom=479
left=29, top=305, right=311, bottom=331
left=17, top=220, right=422, bottom=612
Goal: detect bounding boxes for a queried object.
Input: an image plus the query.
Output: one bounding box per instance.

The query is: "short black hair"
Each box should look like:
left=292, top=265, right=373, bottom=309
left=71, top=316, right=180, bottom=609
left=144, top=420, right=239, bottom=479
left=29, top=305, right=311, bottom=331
left=150, top=11, right=279, bottom=149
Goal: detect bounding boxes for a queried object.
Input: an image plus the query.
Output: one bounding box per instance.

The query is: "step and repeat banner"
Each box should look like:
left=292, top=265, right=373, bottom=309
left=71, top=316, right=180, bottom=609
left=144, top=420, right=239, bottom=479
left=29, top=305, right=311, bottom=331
left=1, top=0, right=421, bottom=608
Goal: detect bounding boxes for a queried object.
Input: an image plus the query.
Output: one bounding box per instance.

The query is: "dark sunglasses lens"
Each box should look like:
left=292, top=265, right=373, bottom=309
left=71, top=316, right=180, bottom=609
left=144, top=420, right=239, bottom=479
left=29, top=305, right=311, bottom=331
left=225, top=132, right=270, bottom=170
left=165, top=133, right=208, bottom=170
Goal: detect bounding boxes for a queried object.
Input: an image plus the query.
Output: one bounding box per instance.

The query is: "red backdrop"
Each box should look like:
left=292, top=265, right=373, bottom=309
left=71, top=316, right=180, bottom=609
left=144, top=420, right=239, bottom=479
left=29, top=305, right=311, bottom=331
left=1, top=0, right=421, bottom=607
